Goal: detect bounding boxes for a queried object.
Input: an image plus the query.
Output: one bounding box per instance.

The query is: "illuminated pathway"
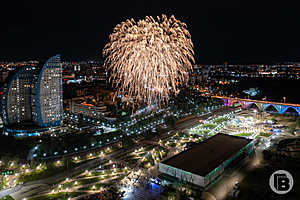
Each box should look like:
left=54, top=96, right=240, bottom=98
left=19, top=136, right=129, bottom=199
left=1, top=107, right=236, bottom=200
left=213, top=96, right=300, bottom=116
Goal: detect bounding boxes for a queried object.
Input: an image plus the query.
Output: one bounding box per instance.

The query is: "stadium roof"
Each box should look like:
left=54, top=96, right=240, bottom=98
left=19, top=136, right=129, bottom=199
left=161, top=133, right=252, bottom=176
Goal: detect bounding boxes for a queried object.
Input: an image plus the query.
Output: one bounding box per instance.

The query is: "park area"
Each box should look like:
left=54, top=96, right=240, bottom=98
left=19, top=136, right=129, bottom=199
left=27, top=162, right=129, bottom=200
left=188, top=109, right=298, bottom=140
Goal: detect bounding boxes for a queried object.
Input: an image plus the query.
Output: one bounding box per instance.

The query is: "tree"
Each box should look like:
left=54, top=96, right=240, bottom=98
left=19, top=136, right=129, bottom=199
left=120, top=136, right=135, bottom=148
left=296, top=117, right=300, bottom=128
left=289, top=123, right=297, bottom=135
left=165, top=116, right=176, bottom=128
left=30, top=160, right=39, bottom=168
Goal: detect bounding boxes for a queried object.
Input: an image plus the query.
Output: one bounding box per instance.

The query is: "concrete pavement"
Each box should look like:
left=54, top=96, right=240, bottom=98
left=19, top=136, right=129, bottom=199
left=204, top=146, right=264, bottom=200
left=0, top=107, right=235, bottom=200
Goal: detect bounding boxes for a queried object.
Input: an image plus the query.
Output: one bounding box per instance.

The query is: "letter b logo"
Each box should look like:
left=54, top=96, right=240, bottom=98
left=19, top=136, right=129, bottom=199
left=274, top=174, right=289, bottom=191
left=270, top=170, right=294, bottom=194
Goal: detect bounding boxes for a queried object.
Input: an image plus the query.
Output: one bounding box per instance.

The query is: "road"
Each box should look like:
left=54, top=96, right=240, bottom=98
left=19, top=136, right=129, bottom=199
left=202, top=113, right=294, bottom=200
left=6, top=144, right=146, bottom=200
left=204, top=143, right=264, bottom=200
left=0, top=107, right=235, bottom=200
left=176, top=107, right=236, bottom=130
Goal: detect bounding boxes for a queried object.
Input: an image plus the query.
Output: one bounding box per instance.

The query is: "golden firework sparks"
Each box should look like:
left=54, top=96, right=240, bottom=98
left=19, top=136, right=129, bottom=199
left=103, top=14, right=194, bottom=107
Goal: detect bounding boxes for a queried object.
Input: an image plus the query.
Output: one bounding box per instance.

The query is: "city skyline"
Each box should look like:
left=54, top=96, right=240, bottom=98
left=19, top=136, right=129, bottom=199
left=0, top=1, right=300, bottom=200
left=1, top=55, right=63, bottom=132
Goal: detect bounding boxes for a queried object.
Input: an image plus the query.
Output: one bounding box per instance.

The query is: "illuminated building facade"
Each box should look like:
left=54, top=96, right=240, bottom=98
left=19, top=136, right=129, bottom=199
left=3, top=66, right=35, bottom=124
left=70, top=101, right=107, bottom=119
left=1, top=55, right=62, bottom=134
left=32, top=55, right=63, bottom=127
left=159, top=134, right=254, bottom=187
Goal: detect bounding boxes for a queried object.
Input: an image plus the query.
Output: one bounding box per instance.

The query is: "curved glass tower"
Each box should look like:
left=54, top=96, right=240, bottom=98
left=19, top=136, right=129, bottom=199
left=2, top=55, right=63, bottom=133
left=34, top=55, right=63, bottom=127
left=4, top=67, right=34, bottom=125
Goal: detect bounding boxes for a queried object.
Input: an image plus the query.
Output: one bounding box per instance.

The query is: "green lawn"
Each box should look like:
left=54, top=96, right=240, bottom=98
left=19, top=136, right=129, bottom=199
left=213, top=117, right=229, bottom=124
left=78, top=182, right=112, bottom=191
left=257, top=132, right=272, bottom=137
left=189, top=128, right=210, bottom=135
left=168, top=142, right=176, bottom=147
left=78, top=177, right=101, bottom=185
left=61, top=181, right=75, bottom=189
left=78, top=175, right=125, bottom=191
left=18, top=167, right=66, bottom=183
left=0, top=195, right=14, bottom=200
left=124, top=158, right=139, bottom=166
left=234, top=132, right=253, bottom=137
left=144, top=145, right=156, bottom=151
left=202, top=123, right=217, bottom=129
left=18, top=158, right=96, bottom=184
left=0, top=180, right=6, bottom=190
left=18, top=163, right=75, bottom=184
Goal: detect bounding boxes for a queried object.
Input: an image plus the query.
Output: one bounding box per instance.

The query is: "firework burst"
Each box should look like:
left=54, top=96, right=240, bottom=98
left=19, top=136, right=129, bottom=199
left=103, top=14, right=194, bottom=107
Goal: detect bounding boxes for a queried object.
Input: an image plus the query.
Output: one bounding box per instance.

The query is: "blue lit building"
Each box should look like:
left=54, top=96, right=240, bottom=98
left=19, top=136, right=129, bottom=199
left=3, top=66, right=35, bottom=125
left=1, top=55, right=63, bottom=136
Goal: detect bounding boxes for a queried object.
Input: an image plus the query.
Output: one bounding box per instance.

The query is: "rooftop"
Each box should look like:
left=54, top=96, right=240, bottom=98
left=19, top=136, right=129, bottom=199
left=161, top=133, right=252, bottom=176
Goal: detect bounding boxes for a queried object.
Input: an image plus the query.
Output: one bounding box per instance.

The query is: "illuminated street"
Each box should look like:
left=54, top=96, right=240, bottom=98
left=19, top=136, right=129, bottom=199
left=1, top=1, right=300, bottom=200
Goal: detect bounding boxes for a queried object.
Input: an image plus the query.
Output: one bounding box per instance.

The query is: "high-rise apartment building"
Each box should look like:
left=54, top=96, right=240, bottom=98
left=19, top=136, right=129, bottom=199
left=1, top=55, right=62, bottom=133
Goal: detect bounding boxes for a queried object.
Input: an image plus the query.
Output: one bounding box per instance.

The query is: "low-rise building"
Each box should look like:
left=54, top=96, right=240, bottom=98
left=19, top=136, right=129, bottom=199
left=159, top=133, right=254, bottom=187
left=70, top=101, right=108, bottom=119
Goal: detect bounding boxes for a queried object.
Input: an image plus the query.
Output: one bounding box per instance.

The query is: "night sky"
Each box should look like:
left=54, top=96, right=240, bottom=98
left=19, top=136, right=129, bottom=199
left=1, top=1, right=300, bottom=63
